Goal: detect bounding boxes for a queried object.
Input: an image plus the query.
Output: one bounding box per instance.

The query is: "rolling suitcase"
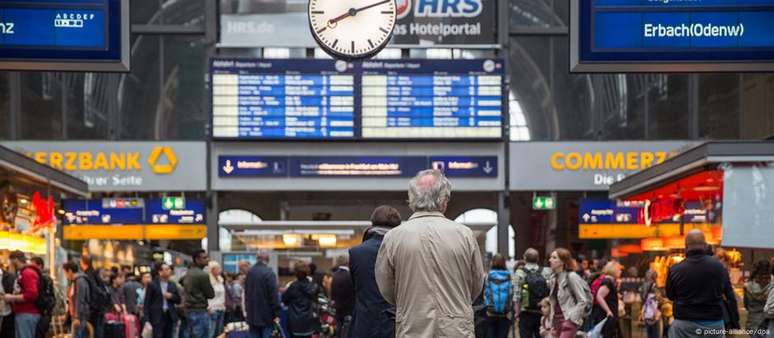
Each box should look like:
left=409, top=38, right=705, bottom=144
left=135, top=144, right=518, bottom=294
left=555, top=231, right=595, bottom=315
left=105, top=321, right=126, bottom=338
left=123, top=314, right=137, bottom=338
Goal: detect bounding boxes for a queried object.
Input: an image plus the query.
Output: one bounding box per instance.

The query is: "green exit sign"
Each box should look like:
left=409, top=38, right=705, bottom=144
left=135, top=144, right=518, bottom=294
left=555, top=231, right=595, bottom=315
left=162, top=197, right=185, bottom=210
left=532, top=196, right=555, bottom=210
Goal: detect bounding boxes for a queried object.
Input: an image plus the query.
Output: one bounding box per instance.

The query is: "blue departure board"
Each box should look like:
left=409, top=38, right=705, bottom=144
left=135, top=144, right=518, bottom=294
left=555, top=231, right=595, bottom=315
left=210, top=58, right=505, bottom=140
left=571, top=0, right=774, bottom=72
left=0, top=0, right=129, bottom=72
left=360, top=60, right=503, bottom=139
left=211, top=59, right=358, bottom=140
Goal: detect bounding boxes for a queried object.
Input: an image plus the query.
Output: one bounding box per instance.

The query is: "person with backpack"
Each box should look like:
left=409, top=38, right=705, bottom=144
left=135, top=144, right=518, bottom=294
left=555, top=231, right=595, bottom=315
left=547, top=248, right=591, bottom=338
left=484, top=254, right=512, bottom=338
left=640, top=269, right=662, bottom=338
left=80, top=257, right=111, bottom=338
left=28, top=257, right=56, bottom=338
left=590, top=261, right=623, bottom=338
left=513, top=248, right=550, bottom=338
left=63, top=262, right=91, bottom=338
left=3, top=251, right=40, bottom=338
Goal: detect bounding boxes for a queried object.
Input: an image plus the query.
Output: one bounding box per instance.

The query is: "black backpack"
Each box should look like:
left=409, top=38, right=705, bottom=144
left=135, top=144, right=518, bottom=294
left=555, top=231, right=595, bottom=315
left=522, top=269, right=549, bottom=311
left=19, top=267, right=56, bottom=316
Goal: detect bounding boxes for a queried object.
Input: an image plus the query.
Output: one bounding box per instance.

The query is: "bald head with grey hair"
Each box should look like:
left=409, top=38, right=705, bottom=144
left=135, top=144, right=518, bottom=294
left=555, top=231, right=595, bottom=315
left=408, top=169, right=452, bottom=213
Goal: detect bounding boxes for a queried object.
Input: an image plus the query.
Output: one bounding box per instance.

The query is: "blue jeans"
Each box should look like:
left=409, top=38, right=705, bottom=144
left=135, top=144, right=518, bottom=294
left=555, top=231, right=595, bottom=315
left=248, top=325, right=275, bottom=338
left=186, top=311, right=210, bottom=338
left=209, top=311, right=225, bottom=338
left=15, top=313, right=40, bottom=338
left=73, top=323, right=90, bottom=338
left=89, top=313, right=105, bottom=338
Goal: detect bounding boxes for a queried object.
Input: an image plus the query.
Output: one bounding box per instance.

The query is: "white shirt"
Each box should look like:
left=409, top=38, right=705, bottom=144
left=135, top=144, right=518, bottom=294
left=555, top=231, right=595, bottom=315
left=208, top=277, right=226, bottom=312
left=160, top=280, right=169, bottom=311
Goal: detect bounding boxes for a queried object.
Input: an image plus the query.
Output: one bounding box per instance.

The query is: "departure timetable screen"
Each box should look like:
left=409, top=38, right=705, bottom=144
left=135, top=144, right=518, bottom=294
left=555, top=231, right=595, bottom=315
left=211, top=59, right=357, bottom=139
left=210, top=58, right=505, bottom=140
left=361, top=59, right=503, bottom=139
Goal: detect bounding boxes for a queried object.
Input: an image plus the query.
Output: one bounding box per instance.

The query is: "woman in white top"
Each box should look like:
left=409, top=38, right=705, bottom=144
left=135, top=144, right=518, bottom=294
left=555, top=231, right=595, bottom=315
left=207, top=261, right=227, bottom=338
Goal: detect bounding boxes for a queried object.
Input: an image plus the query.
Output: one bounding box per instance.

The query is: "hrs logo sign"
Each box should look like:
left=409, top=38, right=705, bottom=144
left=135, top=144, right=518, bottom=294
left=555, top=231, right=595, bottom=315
left=396, top=0, right=482, bottom=19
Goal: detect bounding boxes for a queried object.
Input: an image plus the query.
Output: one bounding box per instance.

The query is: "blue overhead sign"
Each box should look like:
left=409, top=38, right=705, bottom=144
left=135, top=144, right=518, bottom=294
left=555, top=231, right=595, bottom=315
left=0, top=0, right=130, bottom=72
left=218, top=156, right=288, bottom=177
left=579, top=199, right=642, bottom=224
left=63, top=198, right=205, bottom=225
left=430, top=156, right=497, bottom=177
left=290, top=157, right=427, bottom=177
left=571, top=0, right=774, bottom=72
left=146, top=199, right=205, bottom=225
left=218, top=155, right=499, bottom=178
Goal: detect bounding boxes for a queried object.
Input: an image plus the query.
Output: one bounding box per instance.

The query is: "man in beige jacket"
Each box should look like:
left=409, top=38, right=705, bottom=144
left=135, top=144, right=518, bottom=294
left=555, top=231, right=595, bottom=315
left=375, top=169, right=485, bottom=338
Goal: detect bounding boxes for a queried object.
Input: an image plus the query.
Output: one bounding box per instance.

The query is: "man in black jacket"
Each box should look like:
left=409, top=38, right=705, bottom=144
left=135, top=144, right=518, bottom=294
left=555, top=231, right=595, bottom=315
left=330, top=255, right=354, bottom=338
left=348, top=205, right=401, bottom=338
left=666, top=229, right=730, bottom=338
left=244, top=249, right=280, bottom=338
left=145, top=263, right=181, bottom=338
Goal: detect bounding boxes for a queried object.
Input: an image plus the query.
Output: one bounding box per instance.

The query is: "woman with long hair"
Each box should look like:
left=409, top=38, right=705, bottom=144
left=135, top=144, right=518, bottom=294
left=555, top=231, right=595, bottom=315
left=207, top=261, right=226, bottom=338
left=591, top=261, right=623, bottom=338
left=547, top=248, right=591, bottom=338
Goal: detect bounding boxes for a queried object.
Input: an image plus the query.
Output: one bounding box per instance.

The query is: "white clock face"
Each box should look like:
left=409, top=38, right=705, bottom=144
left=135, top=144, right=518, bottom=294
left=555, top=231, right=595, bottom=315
left=309, top=0, right=396, bottom=60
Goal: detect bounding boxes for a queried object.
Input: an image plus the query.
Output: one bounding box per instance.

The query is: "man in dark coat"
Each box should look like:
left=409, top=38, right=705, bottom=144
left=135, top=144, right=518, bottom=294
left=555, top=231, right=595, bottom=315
left=348, top=205, right=401, bottom=338
left=144, top=263, right=181, bottom=338
left=245, top=250, right=281, bottom=338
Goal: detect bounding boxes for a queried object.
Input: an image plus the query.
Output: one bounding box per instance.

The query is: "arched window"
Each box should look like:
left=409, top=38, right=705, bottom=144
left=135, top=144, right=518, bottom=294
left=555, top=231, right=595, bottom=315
left=454, top=209, right=515, bottom=258
left=203, top=209, right=263, bottom=251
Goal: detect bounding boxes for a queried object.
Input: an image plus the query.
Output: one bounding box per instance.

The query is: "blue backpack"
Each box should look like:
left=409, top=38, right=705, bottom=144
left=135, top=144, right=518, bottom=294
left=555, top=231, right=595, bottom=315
left=484, top=270, right=513, bottom=316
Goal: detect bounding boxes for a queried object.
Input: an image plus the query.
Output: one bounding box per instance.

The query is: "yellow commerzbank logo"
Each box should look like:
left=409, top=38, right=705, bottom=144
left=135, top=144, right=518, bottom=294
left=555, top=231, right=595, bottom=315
left=550, top=151, right=669, bottom=171
left=29, top=146, right=178, bottom=175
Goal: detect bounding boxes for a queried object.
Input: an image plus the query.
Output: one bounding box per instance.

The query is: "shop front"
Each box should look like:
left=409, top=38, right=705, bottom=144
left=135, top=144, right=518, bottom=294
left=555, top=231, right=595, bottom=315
left=1, top=141, right=208, bottom=270
left=0, top=145, right=88, bottom=279
left=508, top=141, right=698, bottom=258
left=610, top=141, right=774, bottom=282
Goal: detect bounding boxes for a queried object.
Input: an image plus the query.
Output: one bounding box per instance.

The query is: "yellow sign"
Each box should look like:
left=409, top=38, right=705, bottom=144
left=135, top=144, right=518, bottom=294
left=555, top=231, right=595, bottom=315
left=27, top=146, right=178, bottom=174
left=579, top=223, right=721, bottom=239
left=550, top=151, right=669, bottom=171
left=147, top=146, right=178, bottom=174
left=64, top=225, right=206, bottom=240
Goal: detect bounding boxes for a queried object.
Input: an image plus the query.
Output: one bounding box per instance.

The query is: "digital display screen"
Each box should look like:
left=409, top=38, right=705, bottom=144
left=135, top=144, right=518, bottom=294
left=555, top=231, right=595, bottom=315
left=572, top=0, right=774, bottom=72
left=210, top=58, right=505, bottom=140
left=211, top=59, right=358, bottom=140
left=0, top=0, right=129, bottom=72
left=360, top=59, right=503, bottom=139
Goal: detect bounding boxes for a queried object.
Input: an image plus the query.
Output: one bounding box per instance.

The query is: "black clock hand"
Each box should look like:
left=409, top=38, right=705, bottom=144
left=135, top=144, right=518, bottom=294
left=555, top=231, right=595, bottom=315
left=353, top=0, right=391, bottom=13
left=328, top=0, right=391, bottom=26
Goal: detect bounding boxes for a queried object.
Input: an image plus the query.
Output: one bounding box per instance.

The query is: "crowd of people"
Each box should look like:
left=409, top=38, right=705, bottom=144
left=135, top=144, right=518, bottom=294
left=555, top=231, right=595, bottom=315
left=1, top=169, right=773, bottom=338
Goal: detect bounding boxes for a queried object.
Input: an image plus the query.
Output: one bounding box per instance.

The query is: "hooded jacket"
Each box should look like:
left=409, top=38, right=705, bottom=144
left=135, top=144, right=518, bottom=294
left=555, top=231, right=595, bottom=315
left=349, top=226, right=395, bottom=338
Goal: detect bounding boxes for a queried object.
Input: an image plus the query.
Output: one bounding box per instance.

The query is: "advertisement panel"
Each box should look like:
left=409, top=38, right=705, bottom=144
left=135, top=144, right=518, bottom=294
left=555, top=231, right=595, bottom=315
left=509, top=141, right=697, bottom=191
left=1, top=142, right=207, bottom=191
left=219, top=0, right=496, bottom=47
